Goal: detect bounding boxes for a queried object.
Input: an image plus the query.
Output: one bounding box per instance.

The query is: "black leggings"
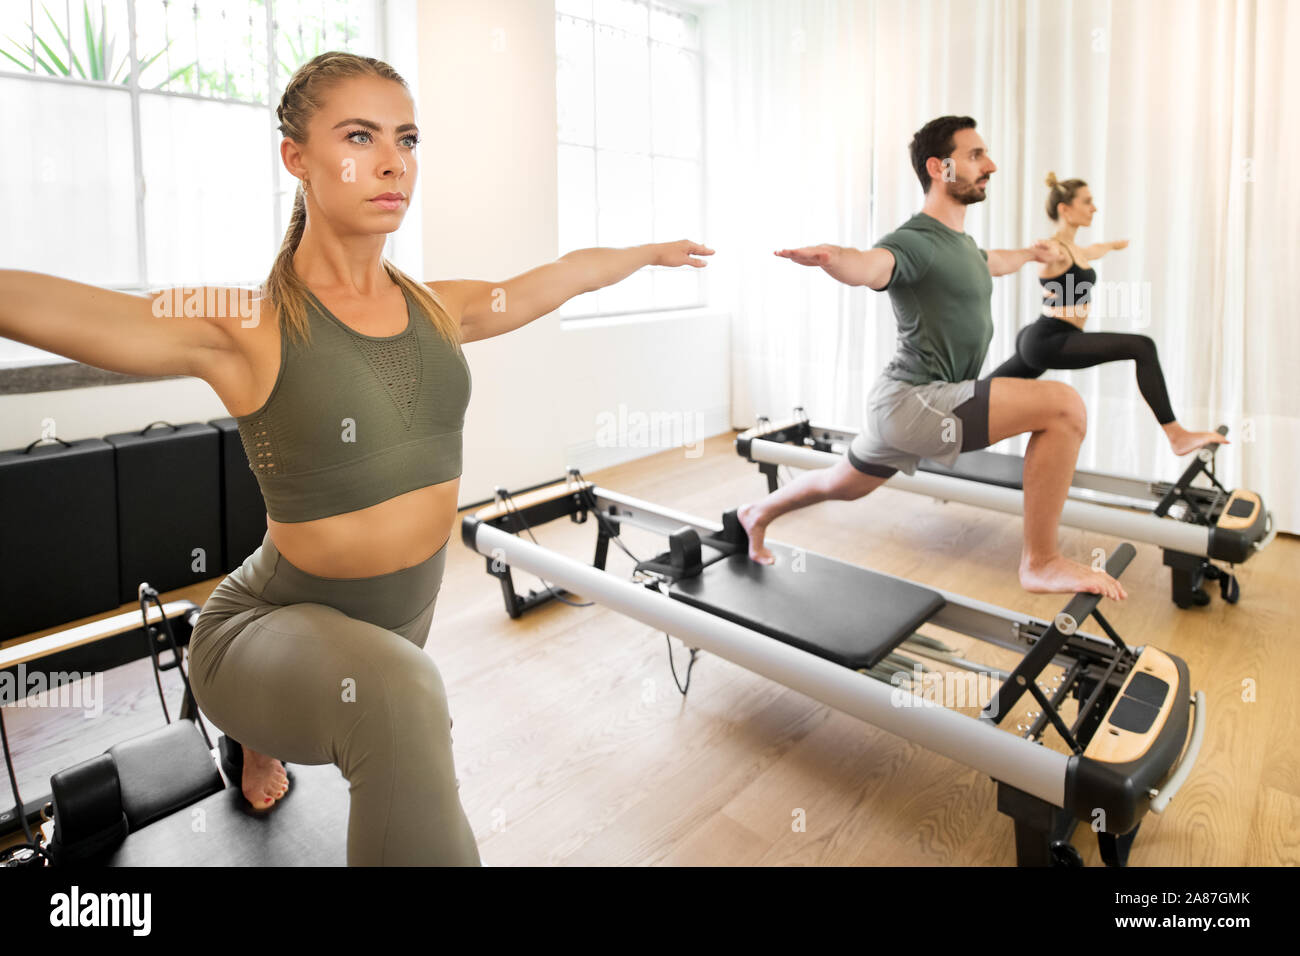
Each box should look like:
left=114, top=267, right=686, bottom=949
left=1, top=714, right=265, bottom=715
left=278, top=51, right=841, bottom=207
left=984, top=316, right=1177, bottom=425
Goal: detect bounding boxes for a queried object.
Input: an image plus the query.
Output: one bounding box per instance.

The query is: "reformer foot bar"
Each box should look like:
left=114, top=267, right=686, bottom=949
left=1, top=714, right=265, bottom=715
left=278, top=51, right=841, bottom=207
left=462, top=476, right=1207, bottom=867
left=736, top=409, right=1274, bottom=609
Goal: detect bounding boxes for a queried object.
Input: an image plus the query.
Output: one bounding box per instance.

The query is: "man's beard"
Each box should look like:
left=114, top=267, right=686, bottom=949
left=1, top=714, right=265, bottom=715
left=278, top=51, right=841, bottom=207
left=945, top=176, right=988, bottom=205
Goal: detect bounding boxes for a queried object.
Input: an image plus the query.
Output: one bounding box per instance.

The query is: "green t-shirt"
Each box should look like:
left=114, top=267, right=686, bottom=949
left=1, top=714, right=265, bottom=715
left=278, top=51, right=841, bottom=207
left=873, top=212, right=994, bottom=385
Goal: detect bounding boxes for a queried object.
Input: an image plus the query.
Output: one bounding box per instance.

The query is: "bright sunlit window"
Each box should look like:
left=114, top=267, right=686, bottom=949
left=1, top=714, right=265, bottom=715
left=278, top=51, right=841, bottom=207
left=0, top=0, right=379, bottom=365
left=555, top=0, right=705, bottom=319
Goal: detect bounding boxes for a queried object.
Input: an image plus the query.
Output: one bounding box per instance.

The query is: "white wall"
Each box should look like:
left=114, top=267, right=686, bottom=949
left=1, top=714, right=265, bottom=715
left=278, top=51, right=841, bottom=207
left=0, top=0, right=731, bottom=507
left=418, top=0, right=727, bottom=501
left=418, top=0, right=563, bottom=502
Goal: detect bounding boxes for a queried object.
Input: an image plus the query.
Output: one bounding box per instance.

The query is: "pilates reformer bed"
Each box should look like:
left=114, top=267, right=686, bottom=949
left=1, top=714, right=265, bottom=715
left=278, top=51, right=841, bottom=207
left=736, top=409, right=1273, bottom=609
left=10, top=480, right=1206, bottom=868
left=460, top=475, right=1207, bottom=867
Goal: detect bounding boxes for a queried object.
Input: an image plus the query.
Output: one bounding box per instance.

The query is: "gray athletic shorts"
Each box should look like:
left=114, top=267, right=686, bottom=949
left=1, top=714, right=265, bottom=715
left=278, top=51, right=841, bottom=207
left=847, top=376, right=992, bottom=478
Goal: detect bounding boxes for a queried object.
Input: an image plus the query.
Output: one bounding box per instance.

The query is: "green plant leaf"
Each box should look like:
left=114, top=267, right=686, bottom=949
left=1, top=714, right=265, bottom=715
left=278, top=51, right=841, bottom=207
left=83, top=0, right=101, bottom=81
left=136, top=41, right=174, bottom=77
left=42, top=6, right=68, bottom=47
left=109, top=46, right=131, bottom=85
left=2, top=32, right=36, bottom=68
left=0, top=46, right=33, bottom=72
left=103, top=34, right=117, bottom=81
left=99, top=0, right=109, bottom=80
left=33, top=33, right=69, bottom=76
left=7, top=34, right=59, bottom=75
left=39, top=5, right=89, bottom=78
left=153, top=60, right=196, bottom=90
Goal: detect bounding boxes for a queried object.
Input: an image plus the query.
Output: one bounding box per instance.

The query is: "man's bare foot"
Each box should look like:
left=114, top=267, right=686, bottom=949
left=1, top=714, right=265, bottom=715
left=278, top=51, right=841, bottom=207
left=1164, top=422, right=1228, bottom=457
left=243, top=749, right=289, bottom=810
left=1019, top=554, right=1127, bottom=601
left=736, top=502, right=775, bottom=564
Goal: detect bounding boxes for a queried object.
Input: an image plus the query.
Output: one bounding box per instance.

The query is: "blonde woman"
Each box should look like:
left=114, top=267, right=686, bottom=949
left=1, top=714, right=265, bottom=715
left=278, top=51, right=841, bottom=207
left=984, top=173, right=1223, bottom=456
left=0, top=51, right=711, bottom=865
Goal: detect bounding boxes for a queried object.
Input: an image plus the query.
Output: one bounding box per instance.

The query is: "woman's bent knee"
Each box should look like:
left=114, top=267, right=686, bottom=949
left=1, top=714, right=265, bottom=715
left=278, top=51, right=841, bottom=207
left=1128, top=334, right=1158, bottom=363
left=388, top=654, right=451, bottom=723
left=340, top=650, right=451, bottom=748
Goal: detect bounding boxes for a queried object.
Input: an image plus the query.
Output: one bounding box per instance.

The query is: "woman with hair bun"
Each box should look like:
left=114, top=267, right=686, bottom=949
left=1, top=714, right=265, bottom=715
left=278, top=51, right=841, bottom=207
left=984, top=172, right=1223, bottom=456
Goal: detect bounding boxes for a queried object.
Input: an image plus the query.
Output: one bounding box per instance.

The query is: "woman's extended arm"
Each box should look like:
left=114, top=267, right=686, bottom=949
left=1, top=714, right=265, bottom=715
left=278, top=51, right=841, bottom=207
left=1084, top=239, right=1128, bottom=260
left=0, top=270, right=233, bottom=377
left=432, top=239, right=713, bottom=344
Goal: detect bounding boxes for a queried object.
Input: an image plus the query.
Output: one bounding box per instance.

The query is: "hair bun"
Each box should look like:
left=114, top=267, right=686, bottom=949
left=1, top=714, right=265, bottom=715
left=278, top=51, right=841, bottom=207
left=1045, top=171, right=1059, bottom=188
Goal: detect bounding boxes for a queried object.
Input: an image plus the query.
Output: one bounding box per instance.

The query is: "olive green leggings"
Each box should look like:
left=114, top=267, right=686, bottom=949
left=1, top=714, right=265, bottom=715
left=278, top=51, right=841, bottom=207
left=188, top=531, right=480, bottom=866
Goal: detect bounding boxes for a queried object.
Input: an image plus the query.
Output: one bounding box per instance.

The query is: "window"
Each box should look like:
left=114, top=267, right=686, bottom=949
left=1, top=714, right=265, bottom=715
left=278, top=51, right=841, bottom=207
left=555, top=0, right=705, bottom=319
left=0, top=0, right=380, bottom=366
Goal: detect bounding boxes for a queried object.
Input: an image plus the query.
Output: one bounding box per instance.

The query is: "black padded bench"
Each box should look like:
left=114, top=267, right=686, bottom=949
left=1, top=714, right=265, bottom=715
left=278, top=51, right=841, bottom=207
left=920, top=449, right=1026, bottom=490
left=107, top=762, right=350, bottom=867
left=47, top=720, right=350, bottom=867
left=670, top=542, right=946, bottom=670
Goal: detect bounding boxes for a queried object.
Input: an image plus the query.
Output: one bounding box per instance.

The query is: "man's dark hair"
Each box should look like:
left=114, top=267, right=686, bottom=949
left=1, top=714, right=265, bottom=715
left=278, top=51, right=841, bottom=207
left=909, top=115, right=977, bottom=193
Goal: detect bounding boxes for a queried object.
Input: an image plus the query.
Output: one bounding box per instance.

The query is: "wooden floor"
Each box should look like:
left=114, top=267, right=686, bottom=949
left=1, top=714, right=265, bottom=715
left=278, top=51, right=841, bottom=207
left=6, top=430, right=1298, bottom=865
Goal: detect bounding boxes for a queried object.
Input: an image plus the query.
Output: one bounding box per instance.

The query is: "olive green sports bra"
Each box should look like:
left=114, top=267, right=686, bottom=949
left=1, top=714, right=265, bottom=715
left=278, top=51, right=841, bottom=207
left=235, top=286, right=472, bottom=522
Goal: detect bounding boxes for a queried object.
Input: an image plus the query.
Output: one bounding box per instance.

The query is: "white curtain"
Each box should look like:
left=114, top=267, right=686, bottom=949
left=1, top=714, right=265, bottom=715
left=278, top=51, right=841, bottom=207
left=704, top=0, right=1300, bottom=534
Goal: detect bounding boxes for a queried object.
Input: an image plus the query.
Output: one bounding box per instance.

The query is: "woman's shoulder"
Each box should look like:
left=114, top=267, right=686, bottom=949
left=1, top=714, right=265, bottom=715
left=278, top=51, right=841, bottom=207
left=1036, top=238, right=1072, bottom=277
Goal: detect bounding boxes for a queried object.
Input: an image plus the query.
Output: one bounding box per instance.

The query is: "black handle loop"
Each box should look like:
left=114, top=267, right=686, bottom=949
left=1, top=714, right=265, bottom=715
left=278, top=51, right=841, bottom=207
left=22, top=436, right=73, bottom=454
left=138, top=421, right=180, bottom=435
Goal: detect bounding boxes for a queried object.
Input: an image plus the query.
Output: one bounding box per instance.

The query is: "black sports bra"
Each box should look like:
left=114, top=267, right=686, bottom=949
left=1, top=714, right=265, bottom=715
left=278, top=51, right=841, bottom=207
left=1040, top=240, right=1096, bottom=309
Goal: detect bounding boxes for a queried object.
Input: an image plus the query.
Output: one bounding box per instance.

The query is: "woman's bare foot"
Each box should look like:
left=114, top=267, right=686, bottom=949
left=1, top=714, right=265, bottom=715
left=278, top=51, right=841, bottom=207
left=1163, top=422, right=1228, bottom=457
left=243, top=748, right=289, bottom=810
left=1019, top=553, right=1127, bottom=601
left=736, top=502, right=775, bottom=564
